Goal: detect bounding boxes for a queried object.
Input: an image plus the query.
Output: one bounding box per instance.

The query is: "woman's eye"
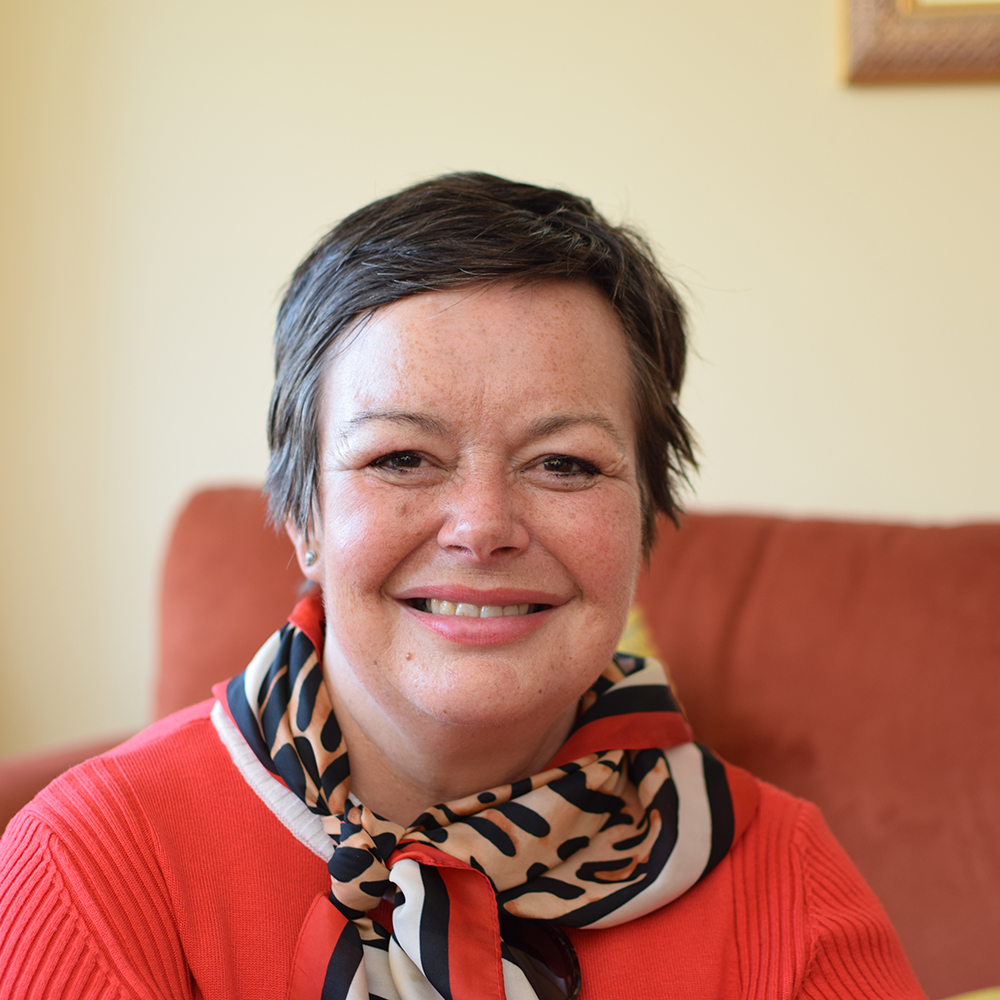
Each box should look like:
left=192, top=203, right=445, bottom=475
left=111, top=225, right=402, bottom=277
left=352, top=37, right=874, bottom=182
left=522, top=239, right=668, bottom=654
left=538, top=455, right=600, bottom=477
left=370, top=451, right=425, bottom=471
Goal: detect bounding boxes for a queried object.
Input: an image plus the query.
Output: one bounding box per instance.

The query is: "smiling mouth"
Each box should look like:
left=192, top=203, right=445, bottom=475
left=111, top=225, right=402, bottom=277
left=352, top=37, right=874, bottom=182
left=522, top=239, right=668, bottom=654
left=408, top=599, right=551, bottom=618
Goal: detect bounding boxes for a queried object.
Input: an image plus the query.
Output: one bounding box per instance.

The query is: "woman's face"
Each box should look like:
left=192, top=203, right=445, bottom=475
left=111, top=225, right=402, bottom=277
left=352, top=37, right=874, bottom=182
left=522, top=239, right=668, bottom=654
left=298, top=279, right=644, bottom=749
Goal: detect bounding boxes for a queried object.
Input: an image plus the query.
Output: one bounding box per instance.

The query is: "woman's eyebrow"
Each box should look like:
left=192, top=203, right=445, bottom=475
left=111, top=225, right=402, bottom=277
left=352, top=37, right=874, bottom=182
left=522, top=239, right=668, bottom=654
left=345, top=409, right=626, bottom=449
left=524, top=413, right=627, bottom=450
left=346, top=409, right=449, bottom=435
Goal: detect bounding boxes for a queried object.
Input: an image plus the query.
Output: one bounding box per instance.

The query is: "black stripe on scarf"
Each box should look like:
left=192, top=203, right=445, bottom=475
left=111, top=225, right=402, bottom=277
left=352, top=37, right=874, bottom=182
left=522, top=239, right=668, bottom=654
left=699, top=745, right=735, bottom=879
left=225, top=674, right=279, bottom=776
left=321, top=920, right=365, bottom=1000
left=573, top=683, right=684, bottom=726
left=259, top=629, right=296, bottom=744
left=418, top=865, right=452, bottom=1000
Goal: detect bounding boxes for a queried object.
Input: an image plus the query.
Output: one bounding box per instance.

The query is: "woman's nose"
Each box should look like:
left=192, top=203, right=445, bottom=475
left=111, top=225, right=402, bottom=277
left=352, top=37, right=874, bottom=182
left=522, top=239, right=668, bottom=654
left=436, top=465, right=530, bottom=560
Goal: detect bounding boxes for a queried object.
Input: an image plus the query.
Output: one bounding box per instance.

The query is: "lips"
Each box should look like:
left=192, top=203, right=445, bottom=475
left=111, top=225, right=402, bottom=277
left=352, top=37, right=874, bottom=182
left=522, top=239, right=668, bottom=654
left=394, top=587, right=565, bottom=646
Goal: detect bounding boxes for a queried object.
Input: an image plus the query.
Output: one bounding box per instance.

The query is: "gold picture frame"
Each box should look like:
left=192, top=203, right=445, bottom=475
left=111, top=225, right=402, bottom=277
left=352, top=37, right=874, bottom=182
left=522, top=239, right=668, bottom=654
left=846, top=0, right=1000, bottom=82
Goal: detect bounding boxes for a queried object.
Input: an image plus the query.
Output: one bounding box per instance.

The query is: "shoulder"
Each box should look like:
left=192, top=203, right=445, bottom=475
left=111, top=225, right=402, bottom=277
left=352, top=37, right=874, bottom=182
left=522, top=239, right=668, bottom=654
left=0, top=705, right=222, bottom=999
left=731, top=779, right=927, bottom=998
left=5, top=696, right=323, bottom=875
left=573, top=779, right=925, bottom=999
left=731, top=779, right=880, bottom=927
left=100, top=697, right=225, bottom=777
left=0, top=698, right=237, bottom=916
left=9, top=700, right=230, bottom=842
left=0, top=699, right=326, bottom=999
left=735, top=776, right=832, bottom=873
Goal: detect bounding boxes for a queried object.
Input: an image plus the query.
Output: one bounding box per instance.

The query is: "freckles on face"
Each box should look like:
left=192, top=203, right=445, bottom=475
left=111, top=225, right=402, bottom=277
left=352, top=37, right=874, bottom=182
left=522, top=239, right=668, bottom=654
left=310, top=279, right=645, bottom=732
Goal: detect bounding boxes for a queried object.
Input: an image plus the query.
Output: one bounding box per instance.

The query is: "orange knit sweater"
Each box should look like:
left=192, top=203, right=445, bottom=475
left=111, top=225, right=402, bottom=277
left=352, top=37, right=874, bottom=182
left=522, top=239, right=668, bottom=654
left=0, top=700, right=926, bottom=999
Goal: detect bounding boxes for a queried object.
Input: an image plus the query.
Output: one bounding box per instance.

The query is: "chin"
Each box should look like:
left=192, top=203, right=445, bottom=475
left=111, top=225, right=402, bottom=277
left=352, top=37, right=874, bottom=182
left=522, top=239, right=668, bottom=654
left=394, top=652, right=588, bottom=734
left=414, top=693, right=552, bottom=731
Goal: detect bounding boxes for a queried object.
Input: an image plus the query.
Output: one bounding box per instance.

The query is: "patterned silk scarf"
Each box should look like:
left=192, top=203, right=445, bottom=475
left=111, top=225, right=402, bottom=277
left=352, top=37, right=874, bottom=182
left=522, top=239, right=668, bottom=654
left=214, top=592, right=759, bottom=1000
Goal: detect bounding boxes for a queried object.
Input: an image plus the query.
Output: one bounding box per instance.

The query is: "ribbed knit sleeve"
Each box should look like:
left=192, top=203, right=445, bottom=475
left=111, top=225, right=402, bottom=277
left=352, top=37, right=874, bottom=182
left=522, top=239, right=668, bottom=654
left=730, top=785, right=925, bottom=999
left=0, top=772, right=193, bottom=1000
left=794, top=800, right=925, bottom=999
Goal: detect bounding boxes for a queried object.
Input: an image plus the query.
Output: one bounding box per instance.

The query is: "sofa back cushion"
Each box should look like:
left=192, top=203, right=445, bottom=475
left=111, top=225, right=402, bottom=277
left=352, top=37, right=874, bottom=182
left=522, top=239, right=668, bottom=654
left=636, top=513, right=1000, bottom=999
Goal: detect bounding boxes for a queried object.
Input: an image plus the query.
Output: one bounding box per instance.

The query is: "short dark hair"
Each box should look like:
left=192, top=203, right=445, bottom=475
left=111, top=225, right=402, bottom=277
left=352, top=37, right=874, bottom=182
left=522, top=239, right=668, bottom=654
left=266, top=171, right=694, bottom=553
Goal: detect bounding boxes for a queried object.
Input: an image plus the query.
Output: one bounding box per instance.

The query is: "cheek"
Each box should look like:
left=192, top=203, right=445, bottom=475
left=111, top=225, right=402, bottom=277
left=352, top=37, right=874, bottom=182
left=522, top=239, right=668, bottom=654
left=541, top=488, right=643, bottom=604
left=320, top=485, right=403, bottom=588
left=315, top=486, right=419, bottom=684
left=317, top=480, right=440, bottom=604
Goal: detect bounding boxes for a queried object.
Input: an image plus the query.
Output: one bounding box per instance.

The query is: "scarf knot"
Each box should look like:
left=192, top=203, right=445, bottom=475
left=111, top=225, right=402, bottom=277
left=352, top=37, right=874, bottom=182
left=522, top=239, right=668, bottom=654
left=327, top=808, right=399, bottom=920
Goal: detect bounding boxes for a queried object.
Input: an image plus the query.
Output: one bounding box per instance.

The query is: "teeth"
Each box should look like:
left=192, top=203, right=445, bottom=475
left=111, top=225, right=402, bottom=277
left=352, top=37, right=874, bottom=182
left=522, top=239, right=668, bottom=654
left=427, top=599, right=532, bottom=618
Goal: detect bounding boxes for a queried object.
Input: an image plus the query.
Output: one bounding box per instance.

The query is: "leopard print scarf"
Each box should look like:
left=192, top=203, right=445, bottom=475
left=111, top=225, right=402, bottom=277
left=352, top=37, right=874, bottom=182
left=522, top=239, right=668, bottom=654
left=216, top=591, right=758, bottom=1000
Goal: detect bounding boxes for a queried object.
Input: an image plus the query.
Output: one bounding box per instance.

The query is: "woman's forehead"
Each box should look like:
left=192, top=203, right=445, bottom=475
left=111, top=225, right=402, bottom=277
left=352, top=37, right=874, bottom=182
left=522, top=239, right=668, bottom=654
left=321, top=280, right=634, bottom=433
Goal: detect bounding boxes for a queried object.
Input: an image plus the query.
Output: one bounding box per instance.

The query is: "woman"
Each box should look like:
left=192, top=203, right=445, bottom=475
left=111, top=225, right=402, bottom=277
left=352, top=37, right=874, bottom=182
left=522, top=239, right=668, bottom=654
left=0, top=173, right=924, bottom=999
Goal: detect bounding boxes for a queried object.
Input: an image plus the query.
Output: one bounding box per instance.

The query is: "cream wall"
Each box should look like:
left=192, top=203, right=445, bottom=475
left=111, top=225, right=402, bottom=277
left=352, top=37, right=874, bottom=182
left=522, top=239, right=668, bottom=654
left=1, top=0, right=998, bottom=756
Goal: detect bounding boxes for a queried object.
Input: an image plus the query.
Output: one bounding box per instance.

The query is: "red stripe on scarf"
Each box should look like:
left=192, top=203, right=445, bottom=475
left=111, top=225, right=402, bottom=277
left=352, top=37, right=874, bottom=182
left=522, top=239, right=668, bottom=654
left=286, top=893, right=348, bottom=1000
left=724, top=757, right=761, bottom=843
left=391, top=843, right=507, bottom=1000
left=547, top=711, right=693, bottom=769
left=289, top=591, right=326, bottom=659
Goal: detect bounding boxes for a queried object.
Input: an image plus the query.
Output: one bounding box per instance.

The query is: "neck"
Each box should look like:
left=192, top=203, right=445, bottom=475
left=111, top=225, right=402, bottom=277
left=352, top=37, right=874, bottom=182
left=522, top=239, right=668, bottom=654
left=324, top=662, right=578, bottom=827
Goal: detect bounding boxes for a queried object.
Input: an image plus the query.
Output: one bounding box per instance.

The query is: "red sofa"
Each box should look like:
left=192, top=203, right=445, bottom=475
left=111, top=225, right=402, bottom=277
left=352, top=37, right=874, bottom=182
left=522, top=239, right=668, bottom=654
left=2, top=487, right=998, bottom=999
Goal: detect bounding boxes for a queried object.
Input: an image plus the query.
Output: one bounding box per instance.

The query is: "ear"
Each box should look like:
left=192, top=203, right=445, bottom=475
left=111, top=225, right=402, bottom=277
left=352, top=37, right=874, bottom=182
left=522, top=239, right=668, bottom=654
left=285, top=519, right=324, bottom=583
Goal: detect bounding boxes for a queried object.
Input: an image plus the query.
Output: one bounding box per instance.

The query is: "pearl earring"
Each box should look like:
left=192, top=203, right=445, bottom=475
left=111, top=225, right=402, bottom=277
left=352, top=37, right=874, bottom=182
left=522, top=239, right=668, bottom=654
left=304, top=550, right=317, bottom=567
